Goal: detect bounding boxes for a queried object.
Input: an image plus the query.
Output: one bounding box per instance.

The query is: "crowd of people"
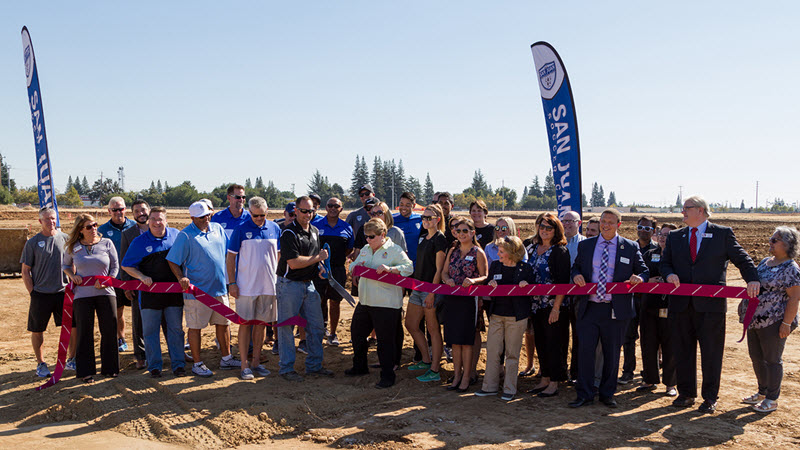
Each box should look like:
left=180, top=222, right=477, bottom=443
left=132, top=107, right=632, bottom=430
left=21, top=186, right=799, bottom=414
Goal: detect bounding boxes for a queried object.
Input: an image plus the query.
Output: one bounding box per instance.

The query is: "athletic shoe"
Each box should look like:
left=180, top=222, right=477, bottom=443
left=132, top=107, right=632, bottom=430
left=251, top=364, right=271, bottom=377
left=35, top=362, right=50, bottom=378
left=474, top=389, right=498, bottom=397
left=327, top=334, right=340, bottom=346
left=184, top=342, right=190, bottom=350
left=408, top=361, right=431, bottom=371
left=271, top=343, right=280, bottom=355
left=151, top=369, right=162, bottom=378
left=192, top=362, right=213, bottom=377
left=500, top=392, right=515, bottom=401
left=297, top=340, right=308, bottom=354
left=281, top=371, right=304, bottom=382
left=240, top=368, right=255, bottom=380
left=65, top=358, right=76, bottom=371
left=306, top=367, right=335, bottom=377
left=444, top=346, right=453, bottom=363
left=416, top=369, right=441, bottom=382
left=618, top=373, right=634, bottom=385
left=118, top=338, right=128, bottom=352
left=219, top=357, right=241, bottom=370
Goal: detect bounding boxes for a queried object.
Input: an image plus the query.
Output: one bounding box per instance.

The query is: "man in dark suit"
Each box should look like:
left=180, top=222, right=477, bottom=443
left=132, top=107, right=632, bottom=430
left=569, top=209, right=649, bottom=408
left=661, top=195, right=759, bottom=413
left=119, top=199, right=152, bottom=369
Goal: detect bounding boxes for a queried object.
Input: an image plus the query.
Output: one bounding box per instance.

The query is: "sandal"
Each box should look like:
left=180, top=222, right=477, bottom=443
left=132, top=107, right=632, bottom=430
left=519, top=368, right=536, bottom=377
left=742, top=393, right=765, bottom=405
left=82, top=376, right=94, bottom=384
left=753, top=399, right=778, bottom=413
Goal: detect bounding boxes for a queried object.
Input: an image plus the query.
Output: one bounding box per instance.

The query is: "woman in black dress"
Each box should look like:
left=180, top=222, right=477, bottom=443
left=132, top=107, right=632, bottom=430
left=441, top=218, right=487, bottom=392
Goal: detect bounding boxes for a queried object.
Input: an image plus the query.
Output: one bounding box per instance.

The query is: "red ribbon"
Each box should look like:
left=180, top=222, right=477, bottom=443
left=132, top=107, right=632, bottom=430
left=352, top=266, right=759, bottom=342
left=37, top=276, right=306, bottom=391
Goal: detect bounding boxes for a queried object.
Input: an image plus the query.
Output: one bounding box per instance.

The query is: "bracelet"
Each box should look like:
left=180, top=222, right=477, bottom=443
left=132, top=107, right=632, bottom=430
left=782, top=321, right=791, bottom=326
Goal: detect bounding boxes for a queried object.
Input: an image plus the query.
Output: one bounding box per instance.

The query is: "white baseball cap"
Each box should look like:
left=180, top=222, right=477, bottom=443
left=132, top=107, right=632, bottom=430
left=189, top=201, right=213, bottom=218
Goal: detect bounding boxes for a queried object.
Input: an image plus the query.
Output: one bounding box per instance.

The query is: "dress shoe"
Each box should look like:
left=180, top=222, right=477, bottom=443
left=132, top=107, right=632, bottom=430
left=344, top=368, right=369, bottom=377
left=538, top=390, right=559, bottom=398
left=672, top=395, right=696, bottom=408
left=375, top=379, right=394, bottom=389
left=600, top=396, right=618, bottom=408
left=636, top=383, right=657, bottom=392
left=617, top=373, right=634, bottom=385
left=526, top=386, right=547, bottom=395
left=569, top=397, right=594, bottom=408
left=698, top=400, right=717, bottom=413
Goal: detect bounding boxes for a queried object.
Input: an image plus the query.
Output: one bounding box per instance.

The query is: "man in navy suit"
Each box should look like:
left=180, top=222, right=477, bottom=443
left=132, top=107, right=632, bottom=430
left=569, top=209, right=649, bottom=408
left=661, top=195, right=759, bottom=413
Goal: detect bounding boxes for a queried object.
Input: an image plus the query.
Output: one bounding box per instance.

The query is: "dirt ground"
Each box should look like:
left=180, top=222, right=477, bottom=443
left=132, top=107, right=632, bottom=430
left=1, top=208, right=800, bottom=448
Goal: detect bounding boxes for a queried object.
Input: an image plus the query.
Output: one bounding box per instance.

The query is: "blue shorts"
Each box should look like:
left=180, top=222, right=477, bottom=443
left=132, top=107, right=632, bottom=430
left=408, top=290, right=441, bottom=307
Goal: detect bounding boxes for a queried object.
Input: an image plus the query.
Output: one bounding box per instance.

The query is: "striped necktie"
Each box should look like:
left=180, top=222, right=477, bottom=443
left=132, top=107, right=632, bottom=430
left=596, top=240, right=611, bottom=299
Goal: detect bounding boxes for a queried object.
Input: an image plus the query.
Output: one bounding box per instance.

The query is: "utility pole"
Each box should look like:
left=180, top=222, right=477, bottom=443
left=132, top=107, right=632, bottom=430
left=755, top=181, right=759, bottom=210
left=117, top=167, right=125, bottom=191
left=678, top=185, right=683, bottom=205
left=290, top=183, right=295, bottom=196
left=391, top=172, right=396, bottom=210
left=501, top=179, right=505, bottom=212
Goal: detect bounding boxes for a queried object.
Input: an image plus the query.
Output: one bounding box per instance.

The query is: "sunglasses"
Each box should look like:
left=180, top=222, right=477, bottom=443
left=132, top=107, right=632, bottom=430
left=365, top=234, right=380, bottom=240
left=83, top=222, right=98, bottom=230
left=637, top=225, right=654, bottom=232
left=539, top=224, right=554, bottom=231
left=455, top=228, right=471, bottom=234
left=251, top=214, right=266, bottom=218
left=359, top=192, right=372, bottom=197
left=495, top=225, right=509, bottom=232
left=110, top=208, right=125, bottom=213
left=769, top=237, right=781, bottom=244
left=326, top=204, right=342, bottom=209
left=297, top=208, right=316, bottom=215
left=369, top=210, right=385, bottom=217
left=421, top=215, right=436, bottom=221
left=232, top=195, right=246, bottom=200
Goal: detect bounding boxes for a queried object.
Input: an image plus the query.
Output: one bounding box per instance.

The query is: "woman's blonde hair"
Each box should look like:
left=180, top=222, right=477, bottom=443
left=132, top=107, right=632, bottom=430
left=425, top=204, right=445, bottom=233
left=66, top=214, right=96, bottom=254
left=497, top=235, right=525, bottom=263
left=364, top=218, right=388, bottom=236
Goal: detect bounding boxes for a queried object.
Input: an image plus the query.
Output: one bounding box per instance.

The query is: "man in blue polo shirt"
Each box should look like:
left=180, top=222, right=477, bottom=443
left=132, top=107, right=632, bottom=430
left=167, top=201, right=240, bottom=377
left=393, top=191, right=422, bottom=263
left=312, top=196, right=354, bottom=346
left=226, top=196, right=281, bottom=380
left=121, top=207, right=186, bottom=378
left=212, top=184, right=251, bottom=243
left=97, top=196, right=136, bottom=352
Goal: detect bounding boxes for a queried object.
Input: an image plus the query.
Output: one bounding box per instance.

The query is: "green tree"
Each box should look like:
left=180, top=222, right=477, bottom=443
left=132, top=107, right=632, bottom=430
left=349, top=155, right=370, bottom=206
left=423, top=173, right=434, bottom=204
left=607, top=191, right=617, bottom=207
left=370, top=156, right=385, bottom=200
left=0, top=186, right=13, bottom=204
left=740, top=199, right=745, bottom=210
left=164, top=181, right=201, bottom=206
left=66, top=176, right=74, bottom=194
left=543, top=170, right=556, bottom=197
left=89, top=178, right=124, bottom=204
left=406, top=176, right=422, bottom=202
left=529, top=176, right=543, bottom=198
left=0, top=153, right=17, bottom=192
left=590, top=182, right=603, bottom=207
left=57, top=186, right=84, bottom=207
left=467, top=170, right=491, bottom=198
left=81, top=176, right=90, bottom=194
left=496, top=186, right=517, bottom=210
left=13, top=187, right=39, bottom=205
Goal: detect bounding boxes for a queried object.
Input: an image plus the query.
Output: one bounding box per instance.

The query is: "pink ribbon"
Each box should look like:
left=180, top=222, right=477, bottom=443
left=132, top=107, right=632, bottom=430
left=352, top=266, right=759, bottom=342
left=37, top=276, right=306, bottom=390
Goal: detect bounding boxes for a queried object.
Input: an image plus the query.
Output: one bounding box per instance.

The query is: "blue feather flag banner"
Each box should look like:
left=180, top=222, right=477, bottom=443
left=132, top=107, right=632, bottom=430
left=22, top=27, right=60, bottom=226
left=531, top=42, right=582, bottom=218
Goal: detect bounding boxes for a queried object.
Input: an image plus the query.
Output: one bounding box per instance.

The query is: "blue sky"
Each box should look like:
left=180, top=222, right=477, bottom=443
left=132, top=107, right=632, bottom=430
left=1, top=2, right=797, bottom=208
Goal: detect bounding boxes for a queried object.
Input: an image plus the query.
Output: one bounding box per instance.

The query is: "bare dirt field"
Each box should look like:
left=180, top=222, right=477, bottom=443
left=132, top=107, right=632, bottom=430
left=1, top=208, right=800, bottom=448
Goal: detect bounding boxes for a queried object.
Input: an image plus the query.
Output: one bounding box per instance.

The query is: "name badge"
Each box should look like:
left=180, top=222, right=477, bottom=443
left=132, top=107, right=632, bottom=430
left=611, top=309, right=616, bottom=320
left=493, top=274, right=503, bottom=280
left=465, top=255, right=474, bottom=261
left=651, top=255, right=660, bottom=262
left=419, top=237, right=425, bottom=244
left=659, top=308, right=668, bottom=318
left=703, top=233, right=713, bottom=238
left=620, top=257, right=630, bottom=265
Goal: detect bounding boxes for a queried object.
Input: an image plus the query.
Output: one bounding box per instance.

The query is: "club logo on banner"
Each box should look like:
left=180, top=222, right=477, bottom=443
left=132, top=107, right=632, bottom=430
left=531, top=41, right=582, bottom=219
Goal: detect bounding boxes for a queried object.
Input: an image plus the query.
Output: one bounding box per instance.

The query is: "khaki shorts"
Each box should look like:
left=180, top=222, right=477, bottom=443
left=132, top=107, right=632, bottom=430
left=184, top=294, right=231, bottom=329
left=236, top=294, right=277, bottom=322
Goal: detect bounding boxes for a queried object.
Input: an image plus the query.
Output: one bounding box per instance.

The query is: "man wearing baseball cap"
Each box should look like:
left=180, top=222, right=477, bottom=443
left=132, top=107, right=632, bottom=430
left=346, top=184, right=375, bottom=234
left=167, top=201, right=240, bottom=377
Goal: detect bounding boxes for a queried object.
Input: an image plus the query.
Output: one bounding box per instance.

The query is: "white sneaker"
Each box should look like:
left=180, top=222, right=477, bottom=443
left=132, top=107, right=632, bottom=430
left=65, top=358, right=76, bottom=371
left=251, top=364, right=271, bottom=377
left=192, top=362, right=213, bottom=377
left=220, top=357, right=241, bottom=370
left=240, top=368, right=255, bottom=380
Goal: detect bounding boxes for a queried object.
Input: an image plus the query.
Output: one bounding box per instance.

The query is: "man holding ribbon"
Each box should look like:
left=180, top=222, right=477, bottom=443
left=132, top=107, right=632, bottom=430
left=661, top=195, right=760, bottom=413
left=569, top=208, right=648, bottom=408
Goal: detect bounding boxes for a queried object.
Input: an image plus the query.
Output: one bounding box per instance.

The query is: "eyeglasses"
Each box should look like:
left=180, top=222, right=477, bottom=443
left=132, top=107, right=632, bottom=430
left=682, top=205, right=698, bottom=212
left=769, top=237, right=781, bottom=244
left=251, top=214, right=266, bottom=218
left=539, top=224, right=554, bottom=231
left=296, top=208, right=315, bottom=215
left=495, top=225, right=509, bottom=232
left=637, top=225, right=654, bottom=232
left=111, top=208, right=125, bottom=213
left=369, top=210, right=385, bottom=217
left=421, top=215, right=435, bottom=221
left=232, top=195, right=246, bottom=200
left=326, top=204, right=341, bottom=209
left=359, top=192, right=372, bottom=198
left=365, top=234, right=380, bottom=240
left=83, top=222, right=98, bottom=230
left=455, top=228, right=471, bottom=234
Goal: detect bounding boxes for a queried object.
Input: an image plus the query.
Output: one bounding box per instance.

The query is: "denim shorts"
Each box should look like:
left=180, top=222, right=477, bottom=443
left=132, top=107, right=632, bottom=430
left=408, top=290, right=440, bottom=307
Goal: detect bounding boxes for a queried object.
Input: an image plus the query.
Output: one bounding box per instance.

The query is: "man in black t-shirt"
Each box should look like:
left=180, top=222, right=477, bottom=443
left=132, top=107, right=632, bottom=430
left=276, top=196, right=333, bottom=381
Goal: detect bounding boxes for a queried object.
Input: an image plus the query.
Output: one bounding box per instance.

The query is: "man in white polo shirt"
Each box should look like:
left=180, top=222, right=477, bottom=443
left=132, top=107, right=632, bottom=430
left=226, top=197, right=282, bottom=380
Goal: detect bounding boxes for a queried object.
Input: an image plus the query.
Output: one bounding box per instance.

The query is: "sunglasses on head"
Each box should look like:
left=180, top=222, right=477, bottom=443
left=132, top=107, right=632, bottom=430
left=637, top=225, right=654, bottom=232
left=111, top=207, right=125, bottom=213
left=83, top=222, right=98, bottom=230
left=297, top=208, right=315, bottom=215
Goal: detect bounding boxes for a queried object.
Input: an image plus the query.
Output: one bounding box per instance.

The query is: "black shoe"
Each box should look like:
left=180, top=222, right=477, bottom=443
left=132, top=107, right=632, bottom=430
left=636, top=383, right=657, bottom=392
left=469, top=375, right=478, bottom=386
left=375, top=379, right=394, bottom=389
left=538, top=390, right=559, bottom=398
left=569, top=397, right=594, bottom=408
left=698, top=400, right=717, bottom=414
left=150, top=369, right=162, bottom=378
left=306, top=367, right=335, bottom=377
left=367, top=337, right=378, bottom=347
left=446, top=380, right=461, bottom=391
left=566, top=379, right=576, bottom=387
left=526, top=386, right=547, bottom=395
left=600, top=396, right=618, bottom=408
left=344, top=368, right=369, bottom=377
left=618, top=373, right=634, bottom=385
left=173, top=367, right=186, bottom=377
left=672, top=395, right=696, bottom=408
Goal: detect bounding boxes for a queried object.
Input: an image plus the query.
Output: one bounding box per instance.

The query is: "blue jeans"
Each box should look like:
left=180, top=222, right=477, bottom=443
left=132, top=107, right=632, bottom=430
left=277, top=277, right=325, bottom=374
left=141, top=306, right=185, bottom=373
